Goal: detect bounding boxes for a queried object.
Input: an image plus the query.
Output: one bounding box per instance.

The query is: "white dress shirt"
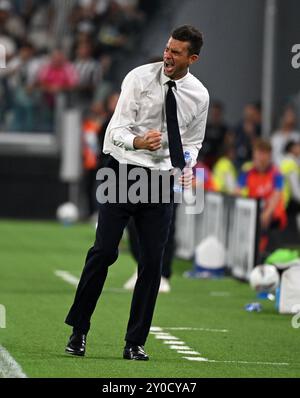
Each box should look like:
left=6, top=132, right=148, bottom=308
left=103, top=61, right=209, bottom=170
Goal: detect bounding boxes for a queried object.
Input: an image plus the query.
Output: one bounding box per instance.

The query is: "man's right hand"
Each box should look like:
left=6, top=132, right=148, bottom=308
left=133, top=130, right=162, bottom=151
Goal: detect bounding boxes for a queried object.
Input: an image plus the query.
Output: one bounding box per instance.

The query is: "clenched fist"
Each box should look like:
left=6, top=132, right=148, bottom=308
left=133, top=130, right=162, bottom=151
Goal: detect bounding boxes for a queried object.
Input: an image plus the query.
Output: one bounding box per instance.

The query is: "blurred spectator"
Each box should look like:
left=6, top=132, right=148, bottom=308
left=0, top=1, right=18, bottom=61
left=1, top=42, right=43, bottom=132
left=201, top=101, right=229, bottom=168
left=271, top=106, right=300, bottom=166
left=37, top=49, right=79, bottom=130
left=73, top=42, right=102, bottom=109
left=212, top=144, right=237, bottom=194
left=279, top=140, right=300, bottom=244
left=92, top=54, right=115, bottom=115
left=27, top=0, right=55, bottom=52
left=38, top=49, right=79, bottom=99
left=98, top=91, right=120, bottom=164
left=234, top=102, right=262, bottom=168
left=82, top=91, right=120, bottom=217
left=192, top=160, right=216, bottom=192
left=0, top=0, right=154, bottom=133
left=0, top=0, right=26, bottom=48
left=82, top=108, right=103, bottom=217
left=236, top=139, right=287, bottom=254
left=95, top=0, right=143, bottom=56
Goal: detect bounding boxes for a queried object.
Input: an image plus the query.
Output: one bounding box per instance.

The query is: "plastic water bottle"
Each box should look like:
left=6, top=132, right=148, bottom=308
left=173, top=151, right=192, bottom=193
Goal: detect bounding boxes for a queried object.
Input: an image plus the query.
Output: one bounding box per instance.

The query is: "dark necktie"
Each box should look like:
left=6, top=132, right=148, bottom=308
left=166, top=80, right=185, bottom=170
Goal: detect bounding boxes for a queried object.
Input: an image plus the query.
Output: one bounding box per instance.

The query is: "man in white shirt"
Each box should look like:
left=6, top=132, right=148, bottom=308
left=65, top=25, right=209, bottom=361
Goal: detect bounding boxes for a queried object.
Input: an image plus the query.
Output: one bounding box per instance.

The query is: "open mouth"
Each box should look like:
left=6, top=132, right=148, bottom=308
left=164, top=61, right=175, bottom=74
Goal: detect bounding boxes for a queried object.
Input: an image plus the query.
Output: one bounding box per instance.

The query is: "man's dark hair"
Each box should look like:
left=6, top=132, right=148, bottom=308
left=284, top=140, right=299, bottom=154
left=211, top=100, right=224, bottom=112
left=171, top=25, right=204, bottom=55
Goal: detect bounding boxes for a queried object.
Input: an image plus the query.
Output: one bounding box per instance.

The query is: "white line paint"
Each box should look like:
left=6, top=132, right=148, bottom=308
left=154, top=335, right=179, bottom=340
left=152, top=326, right=289, bottom=367
left=169, top=345, right=190, bottom=350
left=54, top=270, right=128, bottom=294
left=183, top=357, right=209, bottom=362
left=163, top=341, right=186, bottom=345
left=183, top=358, right=290, bottom=366
left=0, top=345, right=27, bottom=378
left=150, top=327, right=163, bottom=332
left=162, top=327, right=229, bottom=333
left=150, top=332, right=171, bottom=336
left=55, top=270, right=79, bottom=286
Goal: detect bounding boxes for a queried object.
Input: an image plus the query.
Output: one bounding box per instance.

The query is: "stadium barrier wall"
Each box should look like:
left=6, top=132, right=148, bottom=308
left=175, top=192, right=260, bottom=281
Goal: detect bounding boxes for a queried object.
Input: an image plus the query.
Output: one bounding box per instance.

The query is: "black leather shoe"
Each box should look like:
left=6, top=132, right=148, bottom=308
left=65, top=333, right=86, bottom=356
left=123, top=345, right=149, bottom=361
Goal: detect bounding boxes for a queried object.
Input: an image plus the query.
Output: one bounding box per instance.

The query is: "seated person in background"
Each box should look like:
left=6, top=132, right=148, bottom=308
left=192, top=159, right=216, bottom=192
left=279, top=140, right=300, bottom=243
left=271, top=106, right=300, bottom=166
left=236, top=139, right=287, bottom=254
left=201, top=101, right=229, bottom=168
left=212, top=144, right=237, bottom=194
left=234, top=102, right=262, bottom=168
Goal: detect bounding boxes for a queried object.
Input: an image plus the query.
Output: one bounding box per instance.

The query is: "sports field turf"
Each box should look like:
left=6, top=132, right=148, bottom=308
left=0, top=220, right=299, bottom=378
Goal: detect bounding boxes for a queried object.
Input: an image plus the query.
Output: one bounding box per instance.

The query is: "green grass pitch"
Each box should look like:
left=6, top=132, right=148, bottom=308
left=0, top=220, right=299, bottom=378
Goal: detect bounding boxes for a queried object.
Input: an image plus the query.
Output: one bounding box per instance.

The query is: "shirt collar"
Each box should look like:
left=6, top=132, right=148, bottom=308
left=160, top=66, right=190, bottom=89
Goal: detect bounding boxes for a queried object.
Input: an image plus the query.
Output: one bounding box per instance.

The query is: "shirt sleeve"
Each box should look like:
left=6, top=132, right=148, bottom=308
left=273, top=173, right=284, bottom=190
left=106, top=70, right=142, bottom=151
left=238, top=172, right=247, bottom=188
left=182, top=90, right=209, bottom=167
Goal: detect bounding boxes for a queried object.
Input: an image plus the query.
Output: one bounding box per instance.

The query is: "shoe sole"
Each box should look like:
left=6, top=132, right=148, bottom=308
left=65, top=348, right=85, bottom=357
left=123, top=355, right=149, bottom=361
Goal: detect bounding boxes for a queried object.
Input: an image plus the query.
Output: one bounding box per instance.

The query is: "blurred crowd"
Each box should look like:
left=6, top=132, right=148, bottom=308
left=195, top=101, right=300, bottom=256
left=0, top=0, right=153, bottom=132
left=1, top=0, right=300, bottom=255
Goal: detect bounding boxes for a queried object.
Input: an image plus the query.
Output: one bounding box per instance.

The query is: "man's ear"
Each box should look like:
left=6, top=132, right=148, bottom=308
left=189, top=54, right=199, bottom=65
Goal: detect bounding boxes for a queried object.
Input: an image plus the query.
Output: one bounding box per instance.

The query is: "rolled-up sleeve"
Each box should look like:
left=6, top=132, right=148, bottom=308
left=182, top=90, right=210, bottom=167
left=107, top=71, right=142, bottom=151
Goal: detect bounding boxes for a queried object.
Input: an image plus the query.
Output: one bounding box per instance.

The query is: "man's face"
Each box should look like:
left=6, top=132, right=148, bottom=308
left=210, top=106, right=223, bottom=124
left=51, top=50, right=66, bottom=67
left=244, top=105, right=257, bottom=123
left=292, top=143, right=300, bottom=158
left=282, top=109, right=296, bottom=130
left=163, top=37, right=198, bottom=80
left=253, top=149, right=271, bottom=171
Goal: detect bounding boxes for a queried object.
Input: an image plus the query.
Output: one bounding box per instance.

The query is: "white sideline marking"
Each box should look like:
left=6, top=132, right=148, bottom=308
left=162, top=327, right=228, bottom=333
left=55, top=270, right=78, bottom=286
left=54, top=270, right=127, bottom=293
left=183, top=357, right=209, bottom=362
left=150, top=332, right=170, bottom=336
left=154, top=335, right=178, bottom=340
left=163, top=341, right=186, bottom=345
left=0, top=346, right=27, bottom=378
left=185, top=358, right=289, bottom=366
left=152, top=326, right=290, bottom=366
left=169, top=345, right=190, bottom=350
left=150, top=327, right=163, bottom=332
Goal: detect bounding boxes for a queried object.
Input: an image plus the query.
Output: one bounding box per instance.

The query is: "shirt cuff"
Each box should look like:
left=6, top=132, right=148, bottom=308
left=123, top=133, right=136, bottom=150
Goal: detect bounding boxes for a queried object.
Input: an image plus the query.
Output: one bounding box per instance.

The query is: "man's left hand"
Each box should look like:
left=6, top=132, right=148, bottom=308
left=179, top=167, right=193, bottom=188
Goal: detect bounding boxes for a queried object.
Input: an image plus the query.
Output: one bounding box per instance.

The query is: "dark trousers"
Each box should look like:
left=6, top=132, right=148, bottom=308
left=127, top=203, right=177, bottom=279
left=65, top=156, right=174, bottom=345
